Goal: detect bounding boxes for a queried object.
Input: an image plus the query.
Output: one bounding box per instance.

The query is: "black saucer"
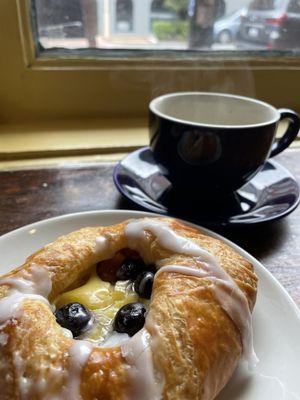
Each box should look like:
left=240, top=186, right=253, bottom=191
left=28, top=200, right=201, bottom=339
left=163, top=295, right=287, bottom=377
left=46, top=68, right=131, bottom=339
left=113, top=147, right=300, bottom=227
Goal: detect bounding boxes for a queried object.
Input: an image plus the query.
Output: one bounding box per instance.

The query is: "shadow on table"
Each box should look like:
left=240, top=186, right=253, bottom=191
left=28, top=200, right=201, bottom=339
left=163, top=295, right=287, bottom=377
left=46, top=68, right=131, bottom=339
left=216, top=219, right=288, bottom=261
left=116, top=196, right=288, bottom=261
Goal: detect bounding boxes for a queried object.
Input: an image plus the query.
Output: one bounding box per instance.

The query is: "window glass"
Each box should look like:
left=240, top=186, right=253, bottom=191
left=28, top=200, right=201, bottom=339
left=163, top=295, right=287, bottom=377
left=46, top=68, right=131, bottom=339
left=33, top=0, right=300, bottom=52
left=288, top=0, right=300, bottom=12
left=248, top=0, right=284, bottom=11
left=116, top=0, right=133, bottom=32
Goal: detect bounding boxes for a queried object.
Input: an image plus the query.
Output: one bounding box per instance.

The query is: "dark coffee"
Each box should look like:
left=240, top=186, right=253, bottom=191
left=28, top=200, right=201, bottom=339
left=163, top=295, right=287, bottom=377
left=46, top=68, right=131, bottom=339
left=149, top=92, right=299, bottom=195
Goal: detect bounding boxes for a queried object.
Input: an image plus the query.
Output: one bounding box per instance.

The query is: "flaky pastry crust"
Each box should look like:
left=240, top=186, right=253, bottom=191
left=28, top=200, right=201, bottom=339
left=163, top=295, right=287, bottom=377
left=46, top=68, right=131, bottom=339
left=0, top=217, right=257, bottom=400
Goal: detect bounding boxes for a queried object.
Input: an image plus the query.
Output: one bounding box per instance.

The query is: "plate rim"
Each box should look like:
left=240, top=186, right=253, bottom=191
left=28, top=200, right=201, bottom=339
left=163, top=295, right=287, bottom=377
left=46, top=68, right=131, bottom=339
left=1, top=209, right=299, bottom=322
left=114, top=147, right=300, bottom=226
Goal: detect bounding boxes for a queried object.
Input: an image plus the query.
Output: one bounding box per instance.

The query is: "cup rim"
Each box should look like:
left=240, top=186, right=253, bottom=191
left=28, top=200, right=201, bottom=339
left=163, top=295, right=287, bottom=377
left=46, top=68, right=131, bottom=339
left=149, top=92, right=280, bottom=129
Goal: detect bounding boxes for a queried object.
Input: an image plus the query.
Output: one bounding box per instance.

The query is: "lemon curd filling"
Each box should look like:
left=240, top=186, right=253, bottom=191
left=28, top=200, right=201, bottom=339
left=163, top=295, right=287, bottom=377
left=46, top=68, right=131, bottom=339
left=55, top=268, right=148, bottom=343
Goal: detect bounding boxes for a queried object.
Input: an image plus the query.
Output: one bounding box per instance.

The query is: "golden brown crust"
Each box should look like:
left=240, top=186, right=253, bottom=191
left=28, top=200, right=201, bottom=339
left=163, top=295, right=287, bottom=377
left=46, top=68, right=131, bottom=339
left=0, top=217, right=257, bottom=400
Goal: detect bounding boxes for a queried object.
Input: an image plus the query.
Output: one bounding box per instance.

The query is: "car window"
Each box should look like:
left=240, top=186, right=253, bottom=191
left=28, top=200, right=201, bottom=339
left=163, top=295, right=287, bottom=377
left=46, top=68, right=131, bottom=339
left=288, top=0, right=300, bottom=12
left=249, top=0, right=285, bottom=11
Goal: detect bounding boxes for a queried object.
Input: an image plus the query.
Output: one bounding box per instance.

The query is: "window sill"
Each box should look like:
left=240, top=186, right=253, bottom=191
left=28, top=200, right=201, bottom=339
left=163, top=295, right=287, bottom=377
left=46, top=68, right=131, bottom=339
left=0, top=118, right=148, bottom=160
left=0, top=118, right=298, bottom=171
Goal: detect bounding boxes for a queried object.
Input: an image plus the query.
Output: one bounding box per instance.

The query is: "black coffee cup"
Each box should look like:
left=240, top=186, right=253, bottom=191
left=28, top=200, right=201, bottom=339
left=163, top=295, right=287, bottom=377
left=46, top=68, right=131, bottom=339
left=149, top=92, right=299, bottom=196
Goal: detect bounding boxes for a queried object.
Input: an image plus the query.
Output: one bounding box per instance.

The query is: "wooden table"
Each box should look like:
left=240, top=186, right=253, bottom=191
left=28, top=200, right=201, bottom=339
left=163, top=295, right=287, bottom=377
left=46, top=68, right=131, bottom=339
left=0, top=149, right=299, bottom=307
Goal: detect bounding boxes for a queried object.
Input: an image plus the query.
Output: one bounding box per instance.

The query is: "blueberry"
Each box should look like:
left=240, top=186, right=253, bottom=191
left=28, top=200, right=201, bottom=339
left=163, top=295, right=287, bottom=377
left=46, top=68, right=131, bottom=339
left=116, top=259, right=144, bottom=281
left=134, top=271, right=154, bottom=299
left=55, top=302, right=93, bottom=337
left=145, top=264, right=156, bottom=274
left=113, top=302, right=146, bottom=337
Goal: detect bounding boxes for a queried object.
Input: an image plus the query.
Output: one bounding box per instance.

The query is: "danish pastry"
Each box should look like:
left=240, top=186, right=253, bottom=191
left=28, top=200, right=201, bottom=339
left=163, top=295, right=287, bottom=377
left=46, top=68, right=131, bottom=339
left=0, top=217, right=258, bottom=400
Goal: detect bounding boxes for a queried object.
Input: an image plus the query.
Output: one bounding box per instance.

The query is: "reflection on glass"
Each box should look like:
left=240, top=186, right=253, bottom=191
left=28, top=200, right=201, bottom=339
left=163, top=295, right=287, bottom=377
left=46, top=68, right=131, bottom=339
left=32, top=0, right=300, bottom=51
left=116, top=0, right=133, bottom=32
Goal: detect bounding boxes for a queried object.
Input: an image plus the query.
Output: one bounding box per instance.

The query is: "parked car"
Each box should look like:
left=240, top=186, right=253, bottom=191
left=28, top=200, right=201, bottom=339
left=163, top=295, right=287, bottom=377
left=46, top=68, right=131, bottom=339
left=239, top=0, right=300, bottom=49
left=214, top=8, right=246, bottom=43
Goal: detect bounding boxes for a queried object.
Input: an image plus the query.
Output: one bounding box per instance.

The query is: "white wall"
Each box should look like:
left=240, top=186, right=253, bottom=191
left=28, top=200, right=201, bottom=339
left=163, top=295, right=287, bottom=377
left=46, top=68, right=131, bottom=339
left=96, top=0, right=152, bottom=36
left=225, top=0, right=251, bottom=15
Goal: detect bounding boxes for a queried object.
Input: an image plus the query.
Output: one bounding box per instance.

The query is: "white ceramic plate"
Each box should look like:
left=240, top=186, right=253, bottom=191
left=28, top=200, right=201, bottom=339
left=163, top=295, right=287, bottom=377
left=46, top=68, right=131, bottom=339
left=0, top=210, right=299, bottom=400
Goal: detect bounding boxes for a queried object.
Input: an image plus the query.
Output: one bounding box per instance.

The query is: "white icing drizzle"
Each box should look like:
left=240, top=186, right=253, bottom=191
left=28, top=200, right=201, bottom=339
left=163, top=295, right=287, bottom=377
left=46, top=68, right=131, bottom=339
left=100, top=332, right=130, bottom=348
left=62, top=340, right=93, bottom=400
left=0, top=332, right=8, bottom=346
left=125, top=218, right=258, bottom=369
left=0, top=265, right=52, bottom=324
left=62, top=328, right=74, bottom=339
left=0, top=265, right=96, bottom=400
left=156, top=265, right=257, bottom=369
left=95, top=236, right=109, bottom=253
left=125, top=219, right=217, bottom=263
left=95, top=234, right=120, bottom=260
left=121, top=328, right=162, bottom=400
left=0, top=277, right=36, bottom=294
left=13, top=350, right=31, bottom=399
left=0, top=291, right=50, bottom=324
left=0, top=266, right=53, bottom=399
left=0, top=264, right=52, bottom=296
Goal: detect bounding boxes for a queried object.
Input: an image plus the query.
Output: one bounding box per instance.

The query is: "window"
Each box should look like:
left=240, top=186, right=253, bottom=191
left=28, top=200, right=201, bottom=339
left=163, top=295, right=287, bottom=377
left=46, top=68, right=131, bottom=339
left=116, top=0, right=134, bottom=33
left=288, top=0, right=300, bottom=12
left=1, top=0, right=300, bottom=127
left=249, top=0, right=284, bottom=11
left=32, top=0, right=300, bottom=53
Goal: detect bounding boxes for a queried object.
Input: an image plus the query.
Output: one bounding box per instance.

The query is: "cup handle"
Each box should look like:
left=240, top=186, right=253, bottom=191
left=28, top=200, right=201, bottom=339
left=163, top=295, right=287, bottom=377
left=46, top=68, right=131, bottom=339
left=270, top=108, right=300, bottom=157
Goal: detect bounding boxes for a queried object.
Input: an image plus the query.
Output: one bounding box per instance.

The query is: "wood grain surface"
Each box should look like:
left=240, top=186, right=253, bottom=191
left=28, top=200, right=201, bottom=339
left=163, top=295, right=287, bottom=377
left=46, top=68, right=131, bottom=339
left=0, top=150, right=299, bottom=307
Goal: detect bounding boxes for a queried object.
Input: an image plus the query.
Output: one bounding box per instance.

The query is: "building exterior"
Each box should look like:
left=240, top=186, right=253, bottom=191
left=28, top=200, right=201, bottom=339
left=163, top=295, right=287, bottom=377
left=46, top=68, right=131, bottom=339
left=97, top=0, right=152, bottom=40
left=36, top=0, right=154, bottom=46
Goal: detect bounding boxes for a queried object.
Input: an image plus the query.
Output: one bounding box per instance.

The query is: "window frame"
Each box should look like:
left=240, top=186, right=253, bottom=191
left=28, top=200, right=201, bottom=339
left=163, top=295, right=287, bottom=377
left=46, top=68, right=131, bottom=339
left=22, top=0, right=300, bottom=69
